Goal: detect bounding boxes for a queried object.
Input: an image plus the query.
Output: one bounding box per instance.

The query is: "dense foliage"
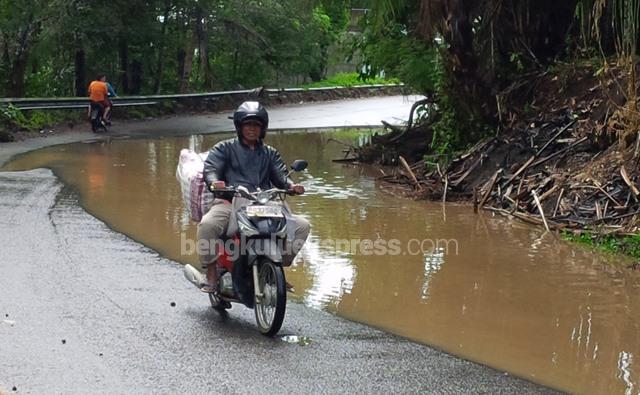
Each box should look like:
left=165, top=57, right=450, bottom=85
left=0, top=0, right=357, bottom=97
left=358, top=0, right=640, bottom=152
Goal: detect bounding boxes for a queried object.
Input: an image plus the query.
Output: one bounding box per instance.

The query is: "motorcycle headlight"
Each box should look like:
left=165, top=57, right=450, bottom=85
left=256, top=191, right=270, bottom=205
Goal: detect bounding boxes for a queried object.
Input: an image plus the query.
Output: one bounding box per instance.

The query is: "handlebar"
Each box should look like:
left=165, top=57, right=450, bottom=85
left=210, top=186, right=299, bottom=197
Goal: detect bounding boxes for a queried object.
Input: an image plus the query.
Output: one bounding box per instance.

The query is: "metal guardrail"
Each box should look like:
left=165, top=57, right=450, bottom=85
left=13, top=102, right=159, bottom=111
left=0, top=84, right=404, bottom=111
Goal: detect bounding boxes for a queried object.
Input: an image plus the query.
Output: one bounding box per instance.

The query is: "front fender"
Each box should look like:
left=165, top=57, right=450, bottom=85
left=246, top=237, right=283, bottom=264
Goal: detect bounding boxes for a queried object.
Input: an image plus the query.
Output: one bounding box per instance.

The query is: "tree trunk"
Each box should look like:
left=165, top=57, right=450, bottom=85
left=442, top=1, right=482, bottom=98
left=153, top=1, right=172, bottom=94
left=179, top=36, right=195, bottom=93
left=74, top=49, right=86, bottom=97
left=195, top=5, right=213, bottom=90
left=7, top=24, right=35, bottom=97
left=418, top=0, right=494, bottom=124
left=130, top=60, right=142, bottom=94
left=1, top=34, right=9, bottom=66
left=7, top=53, right=28, bottom=97
left=177, top=48, right=186, bottom=86
left=119, top=38, right=129, bottom=94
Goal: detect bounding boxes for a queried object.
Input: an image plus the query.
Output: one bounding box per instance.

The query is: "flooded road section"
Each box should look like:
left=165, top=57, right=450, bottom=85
left=4, top=131, right=640, bottom=393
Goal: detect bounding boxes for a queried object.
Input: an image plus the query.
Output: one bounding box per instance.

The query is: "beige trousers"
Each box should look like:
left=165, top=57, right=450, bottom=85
left=197, top=201, right=310, bottom=269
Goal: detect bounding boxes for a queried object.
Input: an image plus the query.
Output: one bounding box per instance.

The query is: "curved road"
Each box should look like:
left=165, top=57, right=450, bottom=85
left=0, top=97, right=557, bottom=394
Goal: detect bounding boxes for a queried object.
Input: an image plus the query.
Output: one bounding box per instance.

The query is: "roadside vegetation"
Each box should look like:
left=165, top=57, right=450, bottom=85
left=0, top=0, right=377, bottom=140
left=0, top=0, right=369, bottom=97
left=300, top=72, right=400, bottom=88
left=349, top=0, right=640, bottom=259
left=563, top=232, right=640, bottom=262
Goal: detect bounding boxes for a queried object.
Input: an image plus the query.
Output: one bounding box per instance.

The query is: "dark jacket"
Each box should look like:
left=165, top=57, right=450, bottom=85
left=203, top=138, right=291, bottom=192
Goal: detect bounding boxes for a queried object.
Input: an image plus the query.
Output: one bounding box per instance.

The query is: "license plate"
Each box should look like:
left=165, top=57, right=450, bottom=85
left=246, top=205, right=283, bottom=217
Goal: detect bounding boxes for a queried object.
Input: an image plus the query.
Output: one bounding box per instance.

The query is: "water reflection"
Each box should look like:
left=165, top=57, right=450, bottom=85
left=421, top=248, right=445, bottom=301
left=294, top=234, right=355, bottom=309
left=4, top=130, right=640, bottom=393
left=618, top=351, right=635, bottom=395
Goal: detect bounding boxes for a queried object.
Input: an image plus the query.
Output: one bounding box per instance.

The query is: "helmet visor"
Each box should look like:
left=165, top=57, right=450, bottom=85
left=241, top=117, right=264, bottom=127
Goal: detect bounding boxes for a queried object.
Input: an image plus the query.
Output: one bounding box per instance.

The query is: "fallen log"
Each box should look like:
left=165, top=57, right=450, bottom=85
left=479, top=169, right=502, bottom=208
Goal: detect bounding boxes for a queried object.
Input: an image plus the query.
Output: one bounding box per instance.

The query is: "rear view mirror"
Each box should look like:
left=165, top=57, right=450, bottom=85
left=290, top=160, right=308, bottom=172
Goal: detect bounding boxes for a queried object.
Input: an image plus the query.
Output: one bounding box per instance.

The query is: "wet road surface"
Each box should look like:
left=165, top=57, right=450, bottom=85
left=0, top=169, right=555, bottom=393
left=117, top=95, right=425, bottom=135
left=0, top=96, right=421, bottom=170
left=7, top=131, right=640, bottom=393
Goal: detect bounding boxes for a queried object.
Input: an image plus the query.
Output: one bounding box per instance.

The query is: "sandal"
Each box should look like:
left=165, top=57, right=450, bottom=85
left=199, top=284, right=218, bottom=293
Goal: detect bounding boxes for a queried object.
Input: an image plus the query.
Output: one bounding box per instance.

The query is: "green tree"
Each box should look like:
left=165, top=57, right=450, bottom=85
left=0, top=0, right=353, bottom=97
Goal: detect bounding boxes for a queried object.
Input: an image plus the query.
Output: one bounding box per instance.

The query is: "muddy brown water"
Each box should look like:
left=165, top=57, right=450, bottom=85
left=4, top=131, right=640, bottom=394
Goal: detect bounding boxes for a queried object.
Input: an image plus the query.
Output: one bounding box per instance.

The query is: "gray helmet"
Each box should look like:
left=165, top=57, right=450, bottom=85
left=233, top=101, right=269, bottom=139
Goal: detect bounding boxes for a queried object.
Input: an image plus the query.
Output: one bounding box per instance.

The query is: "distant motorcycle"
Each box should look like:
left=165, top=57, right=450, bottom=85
left=185, top=159, right=308, bottom=336
left=89, top=103, right=108, bottom=133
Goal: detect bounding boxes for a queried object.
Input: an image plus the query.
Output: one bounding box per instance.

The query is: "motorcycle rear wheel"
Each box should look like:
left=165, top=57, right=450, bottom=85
left=94, top=120, right=107, bottom=133
left=90, top=108, right=107, bottom=133
left=254, top=259, right=286, bottom=336
left=90, top=118, right=107, bottom=133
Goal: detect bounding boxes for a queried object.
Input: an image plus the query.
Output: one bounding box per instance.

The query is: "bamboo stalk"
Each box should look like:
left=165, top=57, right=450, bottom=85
left=532, top=190, right=551, bottom=232
left=399, top=156, right=423, bottom=191
left=535, top=121, right=576, bottom=156
left=515, top=173, right=526, bottom=208
left=479, top=169, right=503, bottom=208
left=504, top=155, right=535, bottom=186
left=620, top=165, right=640, bottom=196
left=553, top=188, right=565, bottom=217
left=442, top=176, right=448, bottom=203
left=593, top=180, right=622, bottom=206
left=538, top=184, right=559, bottom=202
left=530, top=137, right=589, bottom=167
left=473, top=187, right=479, bottom=214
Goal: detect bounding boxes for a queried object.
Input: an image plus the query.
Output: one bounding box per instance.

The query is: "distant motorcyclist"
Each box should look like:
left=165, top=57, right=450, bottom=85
left=190, top=101, right=310, bottom=299
left=88, top=74, right=109, bottom=122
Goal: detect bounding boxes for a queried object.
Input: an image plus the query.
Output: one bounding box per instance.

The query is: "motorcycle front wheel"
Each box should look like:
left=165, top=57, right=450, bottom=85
left=254, top=259, right=286, bottom=336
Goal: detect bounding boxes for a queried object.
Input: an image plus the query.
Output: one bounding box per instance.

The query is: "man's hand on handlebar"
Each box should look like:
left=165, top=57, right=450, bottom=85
left=209, top=181, right=226, bottom=192
left=290, top=184, right=305, bottom=195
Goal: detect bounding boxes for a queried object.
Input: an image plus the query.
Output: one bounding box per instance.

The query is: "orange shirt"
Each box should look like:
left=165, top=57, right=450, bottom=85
left=88, top=81, right=108, bottom=102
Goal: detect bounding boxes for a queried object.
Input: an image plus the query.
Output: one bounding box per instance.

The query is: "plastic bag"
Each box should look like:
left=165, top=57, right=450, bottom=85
left=176, top=149, right=214, bottom=222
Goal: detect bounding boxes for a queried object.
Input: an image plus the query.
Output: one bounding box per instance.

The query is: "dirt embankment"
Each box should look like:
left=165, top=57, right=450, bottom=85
left=363, top=64, right=640, bottom=236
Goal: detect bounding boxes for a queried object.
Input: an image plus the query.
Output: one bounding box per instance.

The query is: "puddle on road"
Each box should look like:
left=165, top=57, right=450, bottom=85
left=279, top=335, right=313, bottom=346
left=4, top=130, right=640, bottom=393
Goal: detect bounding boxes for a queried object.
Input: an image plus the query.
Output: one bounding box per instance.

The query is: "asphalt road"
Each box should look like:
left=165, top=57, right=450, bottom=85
left=0, top=97, right=558, bottom=394
left=1, top=95, right=422, bottom=168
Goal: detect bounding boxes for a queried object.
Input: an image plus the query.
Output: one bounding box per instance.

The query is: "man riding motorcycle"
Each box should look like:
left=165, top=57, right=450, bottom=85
left=88, top=74, right=109, bottom=116
left=186, top=101, right=310, bottom=306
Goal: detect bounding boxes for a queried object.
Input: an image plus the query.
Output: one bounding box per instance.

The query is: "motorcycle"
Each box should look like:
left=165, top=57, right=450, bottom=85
left=89, top=102, right=108, bottom=133
left=185, top=159, right=308, bottom=336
